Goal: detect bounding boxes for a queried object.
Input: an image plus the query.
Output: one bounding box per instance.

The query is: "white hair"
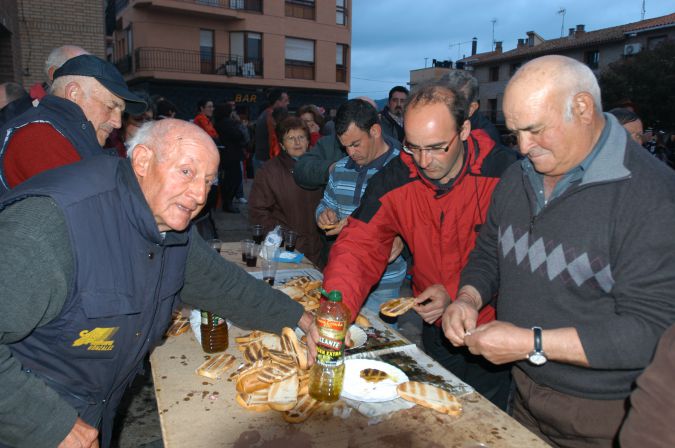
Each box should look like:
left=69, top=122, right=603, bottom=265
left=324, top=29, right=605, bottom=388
left=126, top=119, right=217, bottom=162
left=44, top=45, right=89, bottom=80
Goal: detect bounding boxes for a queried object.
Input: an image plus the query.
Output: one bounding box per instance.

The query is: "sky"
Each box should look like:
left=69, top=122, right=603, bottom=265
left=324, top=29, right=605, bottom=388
left=349, top=0, right=673, bottom=100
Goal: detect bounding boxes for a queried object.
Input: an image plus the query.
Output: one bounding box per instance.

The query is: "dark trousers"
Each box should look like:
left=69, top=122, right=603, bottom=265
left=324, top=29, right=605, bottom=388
left=219, top=160, right=242, bottom=210
left=511, top=367, right=627, bottom=448
left=422, top=323, right=512, bottom=411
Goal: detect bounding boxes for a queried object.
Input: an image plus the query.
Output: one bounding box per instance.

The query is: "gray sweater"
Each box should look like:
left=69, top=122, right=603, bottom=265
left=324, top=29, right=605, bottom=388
left=0, top=197, right=303, bottom=446
left=460, top=115, right=675, bottom=399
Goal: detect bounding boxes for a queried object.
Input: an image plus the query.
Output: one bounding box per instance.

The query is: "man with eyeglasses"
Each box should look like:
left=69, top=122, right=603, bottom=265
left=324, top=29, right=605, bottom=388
left=316, top=98, right=407, bottom=315
left=0, top=119, right=317, bottom=447
left=321, top=84, right=518, bottom=409
left=0, top=54, right=147, bottom=195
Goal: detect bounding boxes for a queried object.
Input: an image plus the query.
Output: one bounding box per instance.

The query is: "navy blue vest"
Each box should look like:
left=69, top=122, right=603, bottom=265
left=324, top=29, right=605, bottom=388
left=1, top=156, right=189, bottom=443
left=0, top=95, right=108, bottom=194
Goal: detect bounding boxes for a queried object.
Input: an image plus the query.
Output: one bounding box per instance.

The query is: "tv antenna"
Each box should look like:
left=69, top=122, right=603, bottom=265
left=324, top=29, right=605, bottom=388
left=558, top=8, right=566, bottom=37
left=491, top=19, right=497, bottom=50
left=641, top=0, right=646, bottom=20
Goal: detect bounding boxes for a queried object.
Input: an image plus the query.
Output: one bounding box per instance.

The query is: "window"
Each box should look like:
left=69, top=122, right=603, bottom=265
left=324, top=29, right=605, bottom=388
left=487, top=98, right=497, bottom=123
left=285, top=0, right=315, bottom=20
left=285, top=37, right=314, bottom=80
left=584, top=50, right=599, bottom=69
left=200, top=29, right=214, bottom=74
left=336, top=0, right=346, bottom=25
left=509, top=62, right=521, bottom=77
left=230, top=31, right=262, bottom=76
left=489, top=66, right=499, bottom=82
left=336, top=44, right=347, bottom=82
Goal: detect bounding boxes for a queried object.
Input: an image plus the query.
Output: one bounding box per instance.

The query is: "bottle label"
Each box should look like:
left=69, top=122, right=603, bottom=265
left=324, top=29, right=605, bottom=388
left=315, top=316, right=346, bottom=367
left=201, top=311, right=224, bottom=326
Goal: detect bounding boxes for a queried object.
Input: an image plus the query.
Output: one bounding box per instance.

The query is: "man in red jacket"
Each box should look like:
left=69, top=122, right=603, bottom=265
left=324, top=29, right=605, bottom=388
left=322, top=84, right=518, bottom=409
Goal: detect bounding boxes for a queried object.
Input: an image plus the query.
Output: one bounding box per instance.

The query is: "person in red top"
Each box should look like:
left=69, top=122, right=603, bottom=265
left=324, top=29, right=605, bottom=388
left=297, top=104, right=324, bottom=148
left=321, top=84, right=518, bottom=409
left=193, top=99, right=218, bottom=140
left=0, top=54, right=147, bottom=193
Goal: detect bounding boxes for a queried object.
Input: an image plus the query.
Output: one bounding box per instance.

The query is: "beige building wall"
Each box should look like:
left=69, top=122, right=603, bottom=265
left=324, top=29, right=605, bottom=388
left=15, top=0, right=105, bottom=87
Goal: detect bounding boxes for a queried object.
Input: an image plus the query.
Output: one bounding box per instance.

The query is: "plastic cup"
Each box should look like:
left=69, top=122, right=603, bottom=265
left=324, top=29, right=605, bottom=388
left=285, top=230, right=298, bottom=252
left=246, top=243, right=260, bottom=267
left=251, top=224, right=265, bottom=245
left=261, top=258, right=278, bottom=286
left=240, top=239, right=254, bottom=263
left=207, top=238, right=222, bottom=253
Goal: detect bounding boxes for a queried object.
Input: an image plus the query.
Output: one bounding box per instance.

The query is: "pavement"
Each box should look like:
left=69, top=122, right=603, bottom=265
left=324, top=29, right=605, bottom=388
left=111, top=184, right=423, bottom=447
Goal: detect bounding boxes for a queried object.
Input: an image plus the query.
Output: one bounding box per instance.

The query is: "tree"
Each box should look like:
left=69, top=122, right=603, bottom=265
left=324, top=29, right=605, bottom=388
left=599, top=41, right=675, bottom=129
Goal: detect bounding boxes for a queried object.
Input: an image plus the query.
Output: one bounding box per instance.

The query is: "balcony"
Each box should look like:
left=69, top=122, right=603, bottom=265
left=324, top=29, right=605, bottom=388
left=115, top=0, right=262, bottom=17
left=116, top=47, right=263, bottom=78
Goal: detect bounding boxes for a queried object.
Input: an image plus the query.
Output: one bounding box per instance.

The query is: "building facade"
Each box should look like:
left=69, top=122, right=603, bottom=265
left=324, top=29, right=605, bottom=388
left=455, top=13, right=675, bottom=126
left=0, top=0, right=105, bottom=85
left=111, top=0, right=351, bottom=120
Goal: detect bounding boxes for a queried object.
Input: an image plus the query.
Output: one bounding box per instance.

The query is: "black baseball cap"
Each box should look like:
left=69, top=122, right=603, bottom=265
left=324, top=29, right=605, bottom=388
left=53, top=54, right=147, bottom=115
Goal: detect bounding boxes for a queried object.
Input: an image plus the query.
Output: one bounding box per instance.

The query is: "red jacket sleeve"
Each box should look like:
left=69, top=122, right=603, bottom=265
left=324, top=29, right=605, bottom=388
left=3, top=123, right=82, bottom=188
left=323, top=204, right=399, bottom=321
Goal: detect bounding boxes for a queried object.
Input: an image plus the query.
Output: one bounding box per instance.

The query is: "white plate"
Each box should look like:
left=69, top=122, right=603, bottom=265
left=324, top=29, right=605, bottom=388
left=295, top=325, right=367, bottom=350
left=341, top=359, right=408, bottom=402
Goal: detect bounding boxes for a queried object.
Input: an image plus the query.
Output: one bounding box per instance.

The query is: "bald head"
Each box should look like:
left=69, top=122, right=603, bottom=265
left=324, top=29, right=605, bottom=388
left=503, top=55, right=606, bottom=178
left=128, top=119, right=219, bottom=232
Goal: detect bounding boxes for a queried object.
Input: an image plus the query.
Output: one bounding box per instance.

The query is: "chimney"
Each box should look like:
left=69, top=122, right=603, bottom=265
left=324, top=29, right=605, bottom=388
left=568, top=27, right=575, bottom=37
left=495, top=41, right=503, bottom=53
left=471, top=37, right=477, bottom=55
left=576, top=24, right=585, bottom=34
left=517, top=38, right=525, bottom=48
left=526, top=31, right=535, bottom=47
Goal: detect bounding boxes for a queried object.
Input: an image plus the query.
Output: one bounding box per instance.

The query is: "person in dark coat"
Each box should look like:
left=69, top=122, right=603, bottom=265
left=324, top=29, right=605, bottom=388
left=213, top=102, right=246, bottom=213
left=249, top=117, right=324, bottom=267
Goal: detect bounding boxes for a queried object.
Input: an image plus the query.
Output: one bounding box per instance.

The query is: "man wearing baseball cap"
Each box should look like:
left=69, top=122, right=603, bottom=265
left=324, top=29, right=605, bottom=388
left=0, top=54, right=147, bottom=195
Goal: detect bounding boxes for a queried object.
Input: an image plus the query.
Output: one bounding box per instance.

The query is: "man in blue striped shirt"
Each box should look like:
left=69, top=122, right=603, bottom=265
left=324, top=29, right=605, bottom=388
left=316, top=99, right=407, bottom=317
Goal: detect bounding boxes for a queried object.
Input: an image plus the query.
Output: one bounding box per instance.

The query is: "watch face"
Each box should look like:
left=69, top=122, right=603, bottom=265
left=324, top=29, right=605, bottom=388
left=529, top=353, right=547, bottom=366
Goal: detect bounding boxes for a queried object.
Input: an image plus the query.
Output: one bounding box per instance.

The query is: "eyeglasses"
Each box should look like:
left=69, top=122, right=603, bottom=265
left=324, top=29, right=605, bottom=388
left=402, top=133, right=460, bottom=156
left=284, top=135, right=308, bottom=143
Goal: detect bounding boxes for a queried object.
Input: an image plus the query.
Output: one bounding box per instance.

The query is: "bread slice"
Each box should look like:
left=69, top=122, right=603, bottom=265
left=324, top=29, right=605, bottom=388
left=303, top=279, right=322, bottom=292
left=260, top=333, right=282, bottom=351
left=267, top=349, right=296, bottom=366
left=236, top=389, right=271, bottom=412
left=236, top=363, right=271, bottom=394
left=235, top=330, right=266, bottom=345
left=242, top=341, right=267, bottom=364
left=397, top=381, right=463, bottom=416
left=279, top=285, right=306, bottom=301
left=354, top=314, right=371, bottom=328
left=195, top=354, right=236, bottom=380
left=257, top=360, right=297, bottom=384
left=319, top=223, right=338, bottom=230
left=285, top=276, right=311, bottom=288
left=282, top=393, right=322, bottom=423
left=165, top=317, right=190, bottom=337
left=281, top=327, right=308, bottom=370
left=267, top=373, right=299, bottom=411
left=380, top=297, right=416, bottom=317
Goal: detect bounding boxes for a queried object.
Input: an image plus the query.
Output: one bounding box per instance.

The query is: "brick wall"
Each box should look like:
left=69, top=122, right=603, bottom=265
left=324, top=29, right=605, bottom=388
left=0, top=0, right=22, bottom=83
left=17, top=0, right=105, bottom=87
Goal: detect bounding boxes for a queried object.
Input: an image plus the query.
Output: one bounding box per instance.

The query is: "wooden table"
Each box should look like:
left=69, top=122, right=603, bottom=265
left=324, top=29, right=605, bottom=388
left=150, top=243, right=548, bottom=447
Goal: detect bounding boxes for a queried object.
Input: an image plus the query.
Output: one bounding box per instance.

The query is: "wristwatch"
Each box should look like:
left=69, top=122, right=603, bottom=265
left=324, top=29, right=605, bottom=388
left=528, top=326, right=547, bottom=365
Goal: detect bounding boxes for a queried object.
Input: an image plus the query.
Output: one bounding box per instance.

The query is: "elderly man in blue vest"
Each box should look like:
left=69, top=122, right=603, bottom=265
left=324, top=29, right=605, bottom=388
left=0, top=119, right=317, bottom=448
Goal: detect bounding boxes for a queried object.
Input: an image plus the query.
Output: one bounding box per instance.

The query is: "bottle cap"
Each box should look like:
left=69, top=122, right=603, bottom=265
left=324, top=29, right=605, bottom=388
left=321, top=289, right=342, bottom=302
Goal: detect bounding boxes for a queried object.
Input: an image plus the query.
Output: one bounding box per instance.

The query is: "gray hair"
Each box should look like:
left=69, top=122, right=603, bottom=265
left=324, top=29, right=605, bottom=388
left=126, top=119, right=215, bottom=161
left=441, top=70, right=479, bottom=104
left=44, top=45, right=89, bottom=80
left=49, top=74, right=98, bottom=97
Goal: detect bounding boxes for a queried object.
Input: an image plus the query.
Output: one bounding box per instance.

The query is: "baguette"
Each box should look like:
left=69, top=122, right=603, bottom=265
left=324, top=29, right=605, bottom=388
left=282, top=394, right=322, bottom=423
left=195, top=353, right=236, bottom=380
left=354, top=314, right=371, bottom=328
left=267, top=373, right=299, bottom=411
left=281, top=327, right=308, bottom=370
left=380, top=297, right=416, bottom=317
left=397, top=381, right=463, bottom=416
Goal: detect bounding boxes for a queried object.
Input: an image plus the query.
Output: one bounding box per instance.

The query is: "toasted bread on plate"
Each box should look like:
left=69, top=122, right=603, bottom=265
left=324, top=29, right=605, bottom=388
left=397, top=381, right=463, bottom=416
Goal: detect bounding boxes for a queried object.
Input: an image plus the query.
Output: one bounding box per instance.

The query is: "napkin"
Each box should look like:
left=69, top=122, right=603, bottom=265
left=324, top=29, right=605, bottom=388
left=275, top=251, right=304, bottom=264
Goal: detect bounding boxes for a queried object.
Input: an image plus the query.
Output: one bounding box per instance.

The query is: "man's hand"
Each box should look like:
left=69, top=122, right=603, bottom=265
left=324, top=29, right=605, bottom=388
left=324, top=217, right=348, bottom=236
left=413, top=284, right=452, bottom=324
left=441, top=286, right=481, bottom=346
left=463, top=321, right=531, bottom=365
left=317, top=208, right=340, bottom=230
left=298, top=312, right=318, bottom=367
left=388, top=236, right=404, bottom=262
left=58, top=418, right=99, bottom=448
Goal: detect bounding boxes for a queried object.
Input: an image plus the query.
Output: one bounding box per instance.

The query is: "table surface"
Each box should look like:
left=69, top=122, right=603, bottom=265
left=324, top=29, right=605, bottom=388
left=150, top=242, right=548, bottom=447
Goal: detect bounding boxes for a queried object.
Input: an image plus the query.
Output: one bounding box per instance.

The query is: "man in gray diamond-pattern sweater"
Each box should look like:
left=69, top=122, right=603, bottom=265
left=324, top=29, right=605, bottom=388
left=442, top=55, right=675, bottom=447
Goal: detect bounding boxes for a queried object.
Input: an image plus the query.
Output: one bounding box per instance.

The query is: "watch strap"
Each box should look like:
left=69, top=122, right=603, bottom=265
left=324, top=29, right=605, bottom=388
left=532, top=326, right=543, bottom=352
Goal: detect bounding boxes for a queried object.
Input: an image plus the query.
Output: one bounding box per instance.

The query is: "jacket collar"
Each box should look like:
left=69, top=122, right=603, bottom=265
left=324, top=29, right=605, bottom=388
left=579, top=113, right=631, bottom=185
left=38, top=95, right=90, bottom=123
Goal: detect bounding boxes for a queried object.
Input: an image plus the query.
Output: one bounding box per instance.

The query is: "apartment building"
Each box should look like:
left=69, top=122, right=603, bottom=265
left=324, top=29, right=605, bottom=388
left=0, top=0, right=105, bottom=85
left=111, top=0, right=351, bottom=120
left=454, top=12, right=675, bottom=126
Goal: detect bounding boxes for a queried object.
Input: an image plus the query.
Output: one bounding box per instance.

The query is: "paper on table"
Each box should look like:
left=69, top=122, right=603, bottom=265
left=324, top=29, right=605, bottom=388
left=275, top=251, right=304, bottom=263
